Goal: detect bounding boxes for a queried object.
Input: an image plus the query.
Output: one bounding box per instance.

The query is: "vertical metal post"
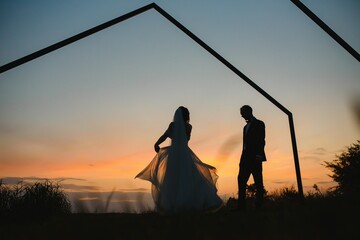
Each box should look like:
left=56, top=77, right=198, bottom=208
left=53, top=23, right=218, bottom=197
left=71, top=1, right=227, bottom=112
left=288, top=113, right=304, bottom=200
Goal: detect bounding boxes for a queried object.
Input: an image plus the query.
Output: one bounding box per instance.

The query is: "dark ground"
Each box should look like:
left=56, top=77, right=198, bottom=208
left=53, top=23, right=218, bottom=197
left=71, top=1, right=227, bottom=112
left=1, top=198, right=359, bottom=240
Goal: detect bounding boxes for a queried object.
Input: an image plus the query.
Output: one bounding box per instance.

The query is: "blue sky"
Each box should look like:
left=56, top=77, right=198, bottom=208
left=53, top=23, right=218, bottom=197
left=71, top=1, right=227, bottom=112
left=0, top=0, right=359, bottom=210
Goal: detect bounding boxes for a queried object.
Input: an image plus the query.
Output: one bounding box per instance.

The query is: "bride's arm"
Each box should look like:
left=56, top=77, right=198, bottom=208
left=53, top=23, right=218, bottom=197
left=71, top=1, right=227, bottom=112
left=154, top=133, right=167, bottom=152
left=154, top=123, right=173, bottom=152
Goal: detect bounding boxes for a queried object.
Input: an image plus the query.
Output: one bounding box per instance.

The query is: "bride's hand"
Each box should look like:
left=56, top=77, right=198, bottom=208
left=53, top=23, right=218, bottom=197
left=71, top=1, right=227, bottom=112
left=154, top=144, right=160, bottom=153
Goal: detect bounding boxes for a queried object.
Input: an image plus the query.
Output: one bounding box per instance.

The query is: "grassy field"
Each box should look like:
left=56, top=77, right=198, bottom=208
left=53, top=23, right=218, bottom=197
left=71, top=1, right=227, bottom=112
left=2, top=180, right=358, bottom=239
left=2, top=198, right=358, bottom=240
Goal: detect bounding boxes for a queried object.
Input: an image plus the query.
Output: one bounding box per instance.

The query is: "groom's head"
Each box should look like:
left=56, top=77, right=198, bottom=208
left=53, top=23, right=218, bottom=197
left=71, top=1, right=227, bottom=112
left=240, top=105, right=253, bottom=121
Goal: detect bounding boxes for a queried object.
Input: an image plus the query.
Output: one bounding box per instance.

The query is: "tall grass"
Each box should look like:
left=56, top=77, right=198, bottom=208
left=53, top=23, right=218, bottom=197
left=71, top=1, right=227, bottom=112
left=224, top=184, right=335, bottom=210
left=0, top=178, right=349, bottom=217
left=1, top=180, right=358, bottom=239
left=0, top=179, right=71, bottom=217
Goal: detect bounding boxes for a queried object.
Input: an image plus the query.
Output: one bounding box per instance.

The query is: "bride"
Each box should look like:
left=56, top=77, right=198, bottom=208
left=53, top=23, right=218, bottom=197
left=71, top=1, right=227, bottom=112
left=135, top=106, right=222, bottom=214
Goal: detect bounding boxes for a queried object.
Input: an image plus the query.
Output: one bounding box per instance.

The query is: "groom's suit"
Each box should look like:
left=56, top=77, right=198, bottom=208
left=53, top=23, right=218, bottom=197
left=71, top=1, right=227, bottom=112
left=238, top=117, right=266, bottom=209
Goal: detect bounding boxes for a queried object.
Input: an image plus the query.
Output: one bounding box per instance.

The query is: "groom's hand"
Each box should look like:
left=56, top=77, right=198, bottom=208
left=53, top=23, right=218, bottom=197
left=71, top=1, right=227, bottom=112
left=255, top=155, right=263, bottom=162
left=154, top=144, right=160, bottom=153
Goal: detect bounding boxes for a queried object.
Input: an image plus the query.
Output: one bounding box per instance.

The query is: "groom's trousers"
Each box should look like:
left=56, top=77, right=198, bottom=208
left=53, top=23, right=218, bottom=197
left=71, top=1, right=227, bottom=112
left=237, top=158, right=264, bottom=209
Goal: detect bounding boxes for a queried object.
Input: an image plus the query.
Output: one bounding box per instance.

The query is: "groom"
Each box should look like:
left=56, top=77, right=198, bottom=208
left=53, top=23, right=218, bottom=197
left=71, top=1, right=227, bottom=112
left=238, top=105, right=266, bottom=210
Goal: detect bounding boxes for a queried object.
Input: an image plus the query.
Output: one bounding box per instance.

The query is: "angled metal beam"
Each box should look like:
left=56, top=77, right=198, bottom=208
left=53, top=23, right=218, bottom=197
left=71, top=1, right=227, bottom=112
left=291, top=0, right=360, bottom=62
left=154, top=5, right=290, bottom=115
left=0, top=3, right=156, bottom=74
left=0, top=2, right=304, bottom=200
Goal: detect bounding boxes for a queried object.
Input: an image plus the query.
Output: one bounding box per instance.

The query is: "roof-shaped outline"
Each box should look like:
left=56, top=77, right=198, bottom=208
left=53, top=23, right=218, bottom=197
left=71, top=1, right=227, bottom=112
left=0, top=2, right=305, bottom=198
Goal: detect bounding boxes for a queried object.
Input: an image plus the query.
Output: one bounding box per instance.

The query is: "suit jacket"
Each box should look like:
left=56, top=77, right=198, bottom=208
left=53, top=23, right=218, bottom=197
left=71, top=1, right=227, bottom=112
left=241, top=117, right=266, bottom=163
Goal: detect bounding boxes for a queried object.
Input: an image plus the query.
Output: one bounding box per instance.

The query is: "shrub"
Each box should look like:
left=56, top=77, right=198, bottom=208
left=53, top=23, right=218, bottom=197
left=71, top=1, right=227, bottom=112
left=324, top=140, right=360, bottom=198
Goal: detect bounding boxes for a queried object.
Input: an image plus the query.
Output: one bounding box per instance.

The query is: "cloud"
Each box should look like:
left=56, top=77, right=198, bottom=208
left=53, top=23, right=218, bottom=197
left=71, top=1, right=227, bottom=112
left=300, top=156, right=321, bottom=161
left=1, top=176, right=85, bottom=185
left=298, top=147, right=336, bottom=163
left=60, top=183, right=99, bottom=191
left=116, top=188, right=149, bottom=192
left=315, top=181, right=334, bottom=185
left=311, top=148, right=328, bottom=155
left=271, top=180, right=295, bottom=185
left=301, top=147, right=331, bottom=156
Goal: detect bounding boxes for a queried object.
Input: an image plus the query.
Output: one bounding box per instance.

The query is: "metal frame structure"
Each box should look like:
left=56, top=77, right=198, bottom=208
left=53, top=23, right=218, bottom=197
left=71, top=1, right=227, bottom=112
left=0, top=3, right=305, bottom=199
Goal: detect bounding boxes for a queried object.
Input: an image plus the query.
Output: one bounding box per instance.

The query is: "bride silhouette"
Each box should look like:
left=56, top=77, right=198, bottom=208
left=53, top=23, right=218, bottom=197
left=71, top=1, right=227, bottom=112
left=136, top=106, right=222, bottom=214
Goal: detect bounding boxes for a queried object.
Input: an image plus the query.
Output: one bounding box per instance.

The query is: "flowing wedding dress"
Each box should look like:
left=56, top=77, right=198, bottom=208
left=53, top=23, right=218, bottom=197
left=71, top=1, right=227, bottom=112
left=135, top=108, right=222, bottom=214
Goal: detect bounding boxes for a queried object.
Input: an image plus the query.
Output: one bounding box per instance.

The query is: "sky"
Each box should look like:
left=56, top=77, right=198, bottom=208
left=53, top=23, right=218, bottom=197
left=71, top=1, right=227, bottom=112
left=0, top=0, right=359, bottom=212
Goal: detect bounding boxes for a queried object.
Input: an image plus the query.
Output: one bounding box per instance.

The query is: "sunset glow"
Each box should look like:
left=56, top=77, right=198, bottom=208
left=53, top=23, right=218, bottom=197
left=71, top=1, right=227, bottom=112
left=1, top=0, right=359, bottom=211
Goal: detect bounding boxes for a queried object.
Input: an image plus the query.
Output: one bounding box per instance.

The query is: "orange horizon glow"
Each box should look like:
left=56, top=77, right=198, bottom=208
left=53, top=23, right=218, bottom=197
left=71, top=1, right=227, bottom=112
left=1, top=145, right=336, bottom=196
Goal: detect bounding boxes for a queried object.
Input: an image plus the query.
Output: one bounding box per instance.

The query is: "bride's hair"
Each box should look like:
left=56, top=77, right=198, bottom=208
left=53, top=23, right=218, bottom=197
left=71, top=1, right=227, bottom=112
left=179, top=106, right=190, bottom=123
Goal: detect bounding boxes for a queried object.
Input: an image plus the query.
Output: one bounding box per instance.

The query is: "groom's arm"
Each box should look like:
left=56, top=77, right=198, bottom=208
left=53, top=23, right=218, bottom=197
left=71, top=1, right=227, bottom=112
left=255, top=121, right=266, bottom=161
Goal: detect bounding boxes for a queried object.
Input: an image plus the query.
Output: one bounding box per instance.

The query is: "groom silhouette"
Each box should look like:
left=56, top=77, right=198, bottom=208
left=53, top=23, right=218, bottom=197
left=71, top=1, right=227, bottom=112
left=238, top=105, right=266, bottom=211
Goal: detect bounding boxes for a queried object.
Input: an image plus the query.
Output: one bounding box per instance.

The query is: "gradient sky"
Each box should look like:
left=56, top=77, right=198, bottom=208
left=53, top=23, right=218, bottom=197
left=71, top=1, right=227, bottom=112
left=0, top=0, right=359, bottom=210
